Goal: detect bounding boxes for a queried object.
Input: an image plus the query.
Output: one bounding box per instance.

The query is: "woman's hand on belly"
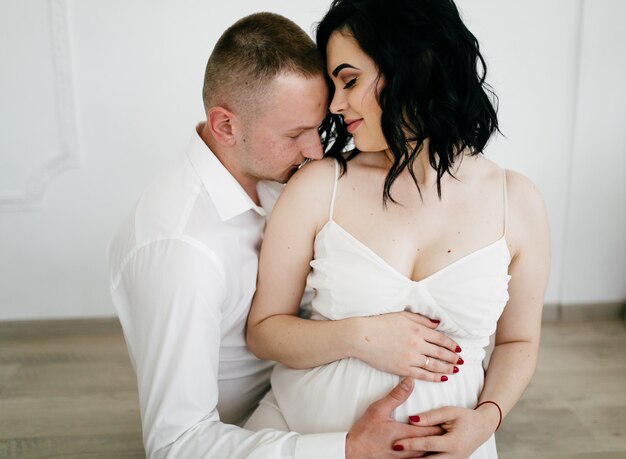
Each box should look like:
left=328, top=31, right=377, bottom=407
left=350, top=311, right=463, bottom=382
left=392, top=405, right=499, bottom=457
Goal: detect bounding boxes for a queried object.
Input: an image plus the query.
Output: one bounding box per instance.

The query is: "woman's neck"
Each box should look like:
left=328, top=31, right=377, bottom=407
left=385, top=139, right=470, bottom=187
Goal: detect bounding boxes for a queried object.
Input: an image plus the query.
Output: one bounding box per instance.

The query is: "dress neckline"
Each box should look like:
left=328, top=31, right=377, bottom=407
left=318, top=220, right=510, bottom=284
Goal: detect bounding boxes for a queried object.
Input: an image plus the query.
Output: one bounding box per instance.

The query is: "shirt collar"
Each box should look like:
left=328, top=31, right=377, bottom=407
left=186, top=124, right=266, bottom=221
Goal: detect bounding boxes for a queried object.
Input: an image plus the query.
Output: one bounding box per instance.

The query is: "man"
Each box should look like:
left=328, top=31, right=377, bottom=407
left=109, top=12, right=449, bottom=459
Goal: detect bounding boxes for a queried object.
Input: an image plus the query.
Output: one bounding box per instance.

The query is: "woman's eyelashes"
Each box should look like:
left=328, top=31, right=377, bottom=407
left=343, top=77, right=357, bottom=89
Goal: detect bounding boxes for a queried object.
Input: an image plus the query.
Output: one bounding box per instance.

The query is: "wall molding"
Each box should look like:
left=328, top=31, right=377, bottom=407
left=0, top=0, right=79, bottom=211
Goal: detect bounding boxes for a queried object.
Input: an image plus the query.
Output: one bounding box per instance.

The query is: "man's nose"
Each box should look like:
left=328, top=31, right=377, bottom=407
left=302, top=131, right=324, bottom=160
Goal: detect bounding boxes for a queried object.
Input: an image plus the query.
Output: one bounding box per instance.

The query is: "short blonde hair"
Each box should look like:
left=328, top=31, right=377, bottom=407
left=203, top=12, right=325, bottom=117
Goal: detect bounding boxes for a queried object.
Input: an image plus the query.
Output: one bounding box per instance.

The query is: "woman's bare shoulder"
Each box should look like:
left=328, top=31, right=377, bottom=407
left=468, top=156, right=545, bottom=209
left=504, top=169, right=550, bottom=257
left=286, top=157, right=337, bottom=193
left=504, top=169, right=546, bottom=212
left=274, top=157, right=338, bottom=226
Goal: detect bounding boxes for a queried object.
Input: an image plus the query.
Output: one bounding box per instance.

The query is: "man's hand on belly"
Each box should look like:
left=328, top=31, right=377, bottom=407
left=345, top=377, right=444, bottom=459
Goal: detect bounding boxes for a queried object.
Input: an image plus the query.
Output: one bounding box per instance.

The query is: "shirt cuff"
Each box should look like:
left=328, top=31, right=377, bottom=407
left=294, top=432, right=347, bottom=459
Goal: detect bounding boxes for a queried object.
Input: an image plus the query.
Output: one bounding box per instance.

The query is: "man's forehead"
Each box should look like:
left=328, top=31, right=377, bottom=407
left=261, top=75, right=328, bottom=126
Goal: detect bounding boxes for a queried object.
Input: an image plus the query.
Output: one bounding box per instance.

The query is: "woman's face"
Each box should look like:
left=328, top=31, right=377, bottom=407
left=326, top=30, right=387, bottom=152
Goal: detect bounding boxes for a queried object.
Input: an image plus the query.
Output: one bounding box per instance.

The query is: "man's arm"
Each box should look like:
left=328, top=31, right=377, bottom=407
left=111, top=239, right=344, bottom=458
left=112, top=238, right=437, bottom=459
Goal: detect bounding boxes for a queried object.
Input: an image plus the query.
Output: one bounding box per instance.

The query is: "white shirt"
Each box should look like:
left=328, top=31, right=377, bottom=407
left=108, top=126, right=346, bottom=459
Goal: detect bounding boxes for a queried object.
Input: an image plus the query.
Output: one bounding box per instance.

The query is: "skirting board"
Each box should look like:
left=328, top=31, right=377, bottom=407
left=0, top=303, right=624, bottom=338
left=0, top=317, right=122, bottom=339
left=542, top=301, right=626, bottom=322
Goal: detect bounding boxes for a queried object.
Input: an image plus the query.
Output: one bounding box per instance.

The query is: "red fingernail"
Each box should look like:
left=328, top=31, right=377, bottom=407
left=430, top=319, right=440, bottom=324
left=393, top=445, right=404, bottom=451
left=455, top=346, right=462, bottom=352
left=457, top=357, right=464, bottom=365
left=441, top=375, right=448, bottom=381
left=409, top=415, right=420, bottom=422
left=453, top=366, right=459, bottom=373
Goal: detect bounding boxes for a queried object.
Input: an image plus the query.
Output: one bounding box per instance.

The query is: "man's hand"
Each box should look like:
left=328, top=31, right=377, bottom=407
left=352, top=312, right=463, bottom=382
left=391, top=405, right=499, bottom=458
left=346, top=378, right=444, bottom=459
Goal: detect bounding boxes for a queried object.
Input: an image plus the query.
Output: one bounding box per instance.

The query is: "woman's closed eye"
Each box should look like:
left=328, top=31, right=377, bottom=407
left=343, top=77, right=357, bottom=89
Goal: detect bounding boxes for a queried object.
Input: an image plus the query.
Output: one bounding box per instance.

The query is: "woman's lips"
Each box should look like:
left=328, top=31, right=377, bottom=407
left=345, top=119, right=363, bottom=134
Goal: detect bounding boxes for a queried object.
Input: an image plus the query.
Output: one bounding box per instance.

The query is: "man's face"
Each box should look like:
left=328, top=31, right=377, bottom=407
left=235, top=73, right=329, bottom=184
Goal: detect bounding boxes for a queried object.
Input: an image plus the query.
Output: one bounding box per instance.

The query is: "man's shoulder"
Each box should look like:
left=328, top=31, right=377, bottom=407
left=107, top=205, right=229, bottom=293
left=107, top=155, right=226, bottom=274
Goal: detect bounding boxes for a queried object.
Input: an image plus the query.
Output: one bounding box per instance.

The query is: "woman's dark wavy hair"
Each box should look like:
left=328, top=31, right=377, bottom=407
left=317, top=0, right=500, bottom=203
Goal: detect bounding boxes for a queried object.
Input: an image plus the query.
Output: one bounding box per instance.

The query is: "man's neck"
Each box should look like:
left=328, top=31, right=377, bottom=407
left=197, top=123, right=260, bottom=205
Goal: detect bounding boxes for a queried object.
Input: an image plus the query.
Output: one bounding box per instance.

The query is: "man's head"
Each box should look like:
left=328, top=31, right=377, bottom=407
left=202, top=12, right=329, bottom=185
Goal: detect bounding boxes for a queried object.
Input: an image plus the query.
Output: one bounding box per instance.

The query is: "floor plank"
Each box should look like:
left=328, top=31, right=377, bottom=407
left=0, top=319, right=624, bottom=458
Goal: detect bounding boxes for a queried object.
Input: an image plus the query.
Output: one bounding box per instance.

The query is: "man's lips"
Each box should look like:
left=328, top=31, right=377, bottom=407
left=345, top=119, right=363, bottom=133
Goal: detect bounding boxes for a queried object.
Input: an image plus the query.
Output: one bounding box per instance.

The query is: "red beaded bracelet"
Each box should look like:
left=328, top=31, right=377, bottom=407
left=475, top=400, right=503, bottom=432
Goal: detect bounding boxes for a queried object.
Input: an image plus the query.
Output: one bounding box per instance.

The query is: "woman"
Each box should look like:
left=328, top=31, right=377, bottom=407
left=246, top=0, right=550, bottom=457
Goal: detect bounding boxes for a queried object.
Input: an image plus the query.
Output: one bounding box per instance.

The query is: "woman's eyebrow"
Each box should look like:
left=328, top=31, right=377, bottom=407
left=331, top=63, right=358, bottom=77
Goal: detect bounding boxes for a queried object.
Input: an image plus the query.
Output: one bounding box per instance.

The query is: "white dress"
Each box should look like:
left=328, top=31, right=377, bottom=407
left=251, top=160, right=511, bottom=458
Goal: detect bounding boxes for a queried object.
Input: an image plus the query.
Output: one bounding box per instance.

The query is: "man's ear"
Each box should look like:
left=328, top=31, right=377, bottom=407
left=206, top=106, right=237, bottom=146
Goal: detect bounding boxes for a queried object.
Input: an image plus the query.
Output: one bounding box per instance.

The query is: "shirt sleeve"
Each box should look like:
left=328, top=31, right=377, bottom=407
left=111, top=238, right=347, bottom=459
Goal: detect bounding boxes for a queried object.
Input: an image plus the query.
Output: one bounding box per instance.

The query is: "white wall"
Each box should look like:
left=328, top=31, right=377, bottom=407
left=560, top=0, right=626, bottom=304
left=457, top=0, right=585, bottom=305
left=0, top=0, right=624, bottom=320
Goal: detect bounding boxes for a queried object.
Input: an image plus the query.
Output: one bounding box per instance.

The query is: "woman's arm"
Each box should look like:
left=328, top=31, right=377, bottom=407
left=393, top=170, right=551, bottom=455
left=246, top=159, right=462, bottom=381
left=475, top=170, right=550, bottom=420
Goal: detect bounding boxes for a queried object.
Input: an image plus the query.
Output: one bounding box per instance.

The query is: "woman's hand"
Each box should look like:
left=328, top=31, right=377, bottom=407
left=391, top=404, right=499, bottom=457
left=350, top=312, right=463, bottom=381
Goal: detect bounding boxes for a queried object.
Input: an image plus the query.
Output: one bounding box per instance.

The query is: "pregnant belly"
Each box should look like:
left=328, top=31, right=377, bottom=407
left=271, top=357, right=485, bottom=434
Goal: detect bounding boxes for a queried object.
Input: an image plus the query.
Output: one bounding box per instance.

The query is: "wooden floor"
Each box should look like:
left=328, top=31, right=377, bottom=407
left=0, top=318, right=625, bottom=458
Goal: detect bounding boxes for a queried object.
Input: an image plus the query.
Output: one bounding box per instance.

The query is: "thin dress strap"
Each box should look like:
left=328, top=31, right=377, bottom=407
left=502, top=168, right=508, bottom=238
left=329, top=159, right=340, bottom=220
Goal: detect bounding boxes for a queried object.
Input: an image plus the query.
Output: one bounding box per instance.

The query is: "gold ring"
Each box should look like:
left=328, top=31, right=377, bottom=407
left=424, top=357, right=430, bottom=369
